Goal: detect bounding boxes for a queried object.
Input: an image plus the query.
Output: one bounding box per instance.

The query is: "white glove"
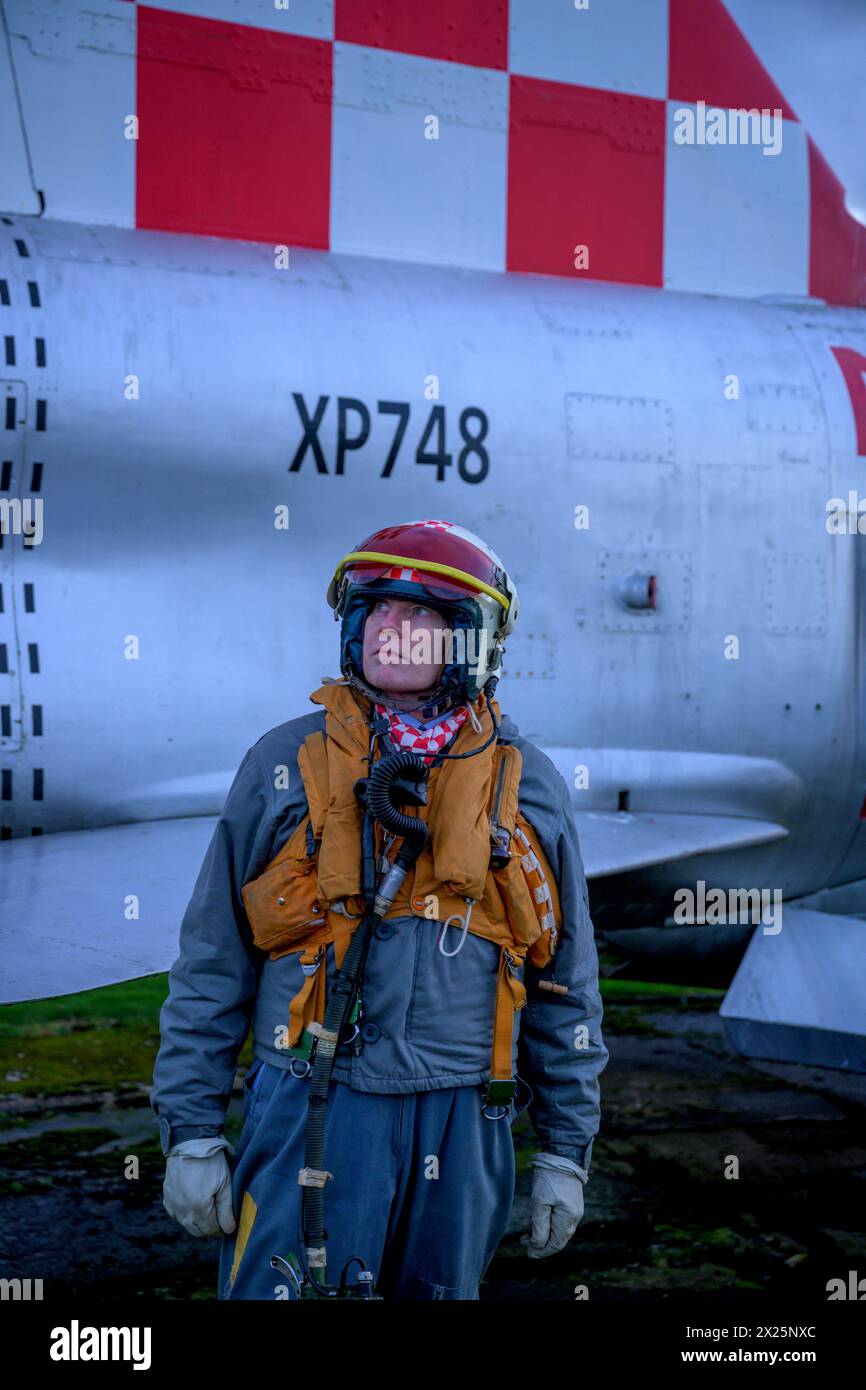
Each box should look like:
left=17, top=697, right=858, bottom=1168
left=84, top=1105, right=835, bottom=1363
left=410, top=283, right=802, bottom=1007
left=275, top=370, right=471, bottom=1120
left=521, top=1152, right=588, bottom=1259
left=163, top=1136, right=237, bottom=1238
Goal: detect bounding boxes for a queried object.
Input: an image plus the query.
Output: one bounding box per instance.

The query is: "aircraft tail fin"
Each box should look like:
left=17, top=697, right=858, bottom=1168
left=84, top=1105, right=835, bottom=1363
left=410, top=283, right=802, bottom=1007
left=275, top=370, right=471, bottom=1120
left=1, top=0, right=864, bottom=305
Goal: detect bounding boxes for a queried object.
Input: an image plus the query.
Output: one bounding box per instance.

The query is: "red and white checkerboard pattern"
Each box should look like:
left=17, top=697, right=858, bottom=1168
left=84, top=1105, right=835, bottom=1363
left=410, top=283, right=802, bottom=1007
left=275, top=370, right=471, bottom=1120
left=384, top=567, right=425, bottom=583
left=374, top=702, right=469, bottom=764
left=3, top=0, right=864, bottom=306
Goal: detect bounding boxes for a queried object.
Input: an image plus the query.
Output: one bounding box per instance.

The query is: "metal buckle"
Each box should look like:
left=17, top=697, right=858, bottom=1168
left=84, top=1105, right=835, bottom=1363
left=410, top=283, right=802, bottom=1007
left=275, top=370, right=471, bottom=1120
left=481, top=1101, right=510, bottom=1120
left=482, top=1077, right=516, bottom=1120
left=300, top=947, right=323, bottom=978
left=289, top=1021, right=320, bottom=1072
left=330, top=899, right=361, bottom=920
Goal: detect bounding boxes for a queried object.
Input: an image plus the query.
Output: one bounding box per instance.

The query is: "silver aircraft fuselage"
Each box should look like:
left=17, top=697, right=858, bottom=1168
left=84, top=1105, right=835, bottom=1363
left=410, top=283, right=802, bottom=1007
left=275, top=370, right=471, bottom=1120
left=2, top=212, right=866, bottom=947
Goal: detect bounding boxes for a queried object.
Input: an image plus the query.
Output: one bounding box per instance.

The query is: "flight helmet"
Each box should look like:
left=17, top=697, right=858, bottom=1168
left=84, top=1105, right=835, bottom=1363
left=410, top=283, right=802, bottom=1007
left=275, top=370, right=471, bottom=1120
left=326, top=519, right=519, bottom=719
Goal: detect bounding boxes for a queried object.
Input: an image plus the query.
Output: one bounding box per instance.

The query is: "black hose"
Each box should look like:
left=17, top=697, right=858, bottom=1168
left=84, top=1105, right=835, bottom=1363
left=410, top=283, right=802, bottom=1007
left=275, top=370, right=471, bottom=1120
left=299, top=749, right=429, bottom=1289
left=365, top=749, right=431, bottom=842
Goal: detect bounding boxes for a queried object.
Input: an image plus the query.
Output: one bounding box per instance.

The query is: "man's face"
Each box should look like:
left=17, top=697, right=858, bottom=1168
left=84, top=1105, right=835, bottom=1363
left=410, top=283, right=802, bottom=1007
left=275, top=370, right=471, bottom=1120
left=362, top=595, right=448, bottom=696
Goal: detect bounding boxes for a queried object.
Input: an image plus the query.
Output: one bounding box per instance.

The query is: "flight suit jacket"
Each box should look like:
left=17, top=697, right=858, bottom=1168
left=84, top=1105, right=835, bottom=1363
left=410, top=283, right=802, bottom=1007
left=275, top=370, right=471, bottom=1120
left=150, top=704, right=609, bottom=1171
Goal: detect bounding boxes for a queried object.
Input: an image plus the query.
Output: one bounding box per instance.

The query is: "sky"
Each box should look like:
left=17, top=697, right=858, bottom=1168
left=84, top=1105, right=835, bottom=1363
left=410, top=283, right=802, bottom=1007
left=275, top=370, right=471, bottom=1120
left=726, top=0, right=866, bottom=223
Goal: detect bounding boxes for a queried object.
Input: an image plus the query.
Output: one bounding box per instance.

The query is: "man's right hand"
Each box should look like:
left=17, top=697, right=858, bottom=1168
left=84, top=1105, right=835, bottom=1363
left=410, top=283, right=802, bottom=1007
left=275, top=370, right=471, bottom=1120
left=163, top=1136, right=237, bottom=1237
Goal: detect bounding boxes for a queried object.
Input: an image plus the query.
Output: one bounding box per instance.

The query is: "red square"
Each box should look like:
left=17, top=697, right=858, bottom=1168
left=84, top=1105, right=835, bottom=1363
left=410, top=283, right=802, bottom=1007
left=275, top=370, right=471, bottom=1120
left=668, top=0, right=795, bottom=119
left=808, top=140, right=866, bottom=309
left=136, top=6, right=332, bottom=246
left=335, top=0, right=507, bottom=70
left=507, top=76, right=665, bottom=286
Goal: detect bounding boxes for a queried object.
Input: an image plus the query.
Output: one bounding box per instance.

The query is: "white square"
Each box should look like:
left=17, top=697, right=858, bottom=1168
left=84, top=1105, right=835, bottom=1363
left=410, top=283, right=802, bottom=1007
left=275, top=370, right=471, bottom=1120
left=509, top=0, right=668, bottom=99
left=664, top=102, right=810, bottom=298
left=5, top=0, right=137, bottom=227
left=330, top=43, right=508, bottom=271
left=0, top=14, right=40, bottom=213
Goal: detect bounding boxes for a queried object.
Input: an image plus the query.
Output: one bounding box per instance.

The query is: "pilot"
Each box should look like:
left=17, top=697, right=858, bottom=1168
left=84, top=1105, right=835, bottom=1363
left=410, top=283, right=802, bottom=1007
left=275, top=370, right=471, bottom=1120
left=151, top=518, right=608, bottom=1300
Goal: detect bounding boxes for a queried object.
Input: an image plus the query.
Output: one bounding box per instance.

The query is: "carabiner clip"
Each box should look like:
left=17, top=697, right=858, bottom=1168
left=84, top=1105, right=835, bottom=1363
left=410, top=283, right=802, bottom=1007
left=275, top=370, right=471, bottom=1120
left=437, top=898, right=475, bottom=958
left=503, top=948, right=520, bottom=976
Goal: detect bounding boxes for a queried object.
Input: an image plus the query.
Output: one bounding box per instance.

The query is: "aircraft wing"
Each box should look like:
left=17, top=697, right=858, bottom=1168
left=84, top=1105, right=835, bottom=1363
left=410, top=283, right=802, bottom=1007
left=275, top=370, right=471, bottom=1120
left=0, top=818, right=217, bottom=1005
left=0, top=803, right=789, bottom=1004
left=574, top=810, right=789, bottom=880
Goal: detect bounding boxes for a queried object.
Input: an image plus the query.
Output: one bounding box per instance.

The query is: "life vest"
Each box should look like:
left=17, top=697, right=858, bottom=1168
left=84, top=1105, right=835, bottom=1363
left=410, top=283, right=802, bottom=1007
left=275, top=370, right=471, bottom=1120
left=241, top=680, right=563, bottom=1107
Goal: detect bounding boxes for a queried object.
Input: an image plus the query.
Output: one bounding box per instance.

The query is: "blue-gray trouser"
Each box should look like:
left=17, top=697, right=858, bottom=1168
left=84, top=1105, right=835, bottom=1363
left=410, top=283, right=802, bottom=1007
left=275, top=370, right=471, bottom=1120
left=217, top=1058, right=521, bottom=1300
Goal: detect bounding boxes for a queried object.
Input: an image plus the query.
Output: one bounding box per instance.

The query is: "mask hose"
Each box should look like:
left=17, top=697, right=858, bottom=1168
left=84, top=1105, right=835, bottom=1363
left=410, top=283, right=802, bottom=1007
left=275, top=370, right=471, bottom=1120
left=294, top=749, right=429, bottom=1297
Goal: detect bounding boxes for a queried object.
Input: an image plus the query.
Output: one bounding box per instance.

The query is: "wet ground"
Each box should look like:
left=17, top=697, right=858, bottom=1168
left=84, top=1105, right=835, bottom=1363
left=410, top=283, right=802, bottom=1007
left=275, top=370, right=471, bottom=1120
left=0, top=990, right=864, bottom=1301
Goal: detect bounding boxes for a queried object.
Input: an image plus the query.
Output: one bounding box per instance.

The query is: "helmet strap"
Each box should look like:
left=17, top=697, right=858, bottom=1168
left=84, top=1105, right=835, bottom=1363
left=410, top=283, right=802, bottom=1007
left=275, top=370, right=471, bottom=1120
left=345, top=669, right=460, bottom=722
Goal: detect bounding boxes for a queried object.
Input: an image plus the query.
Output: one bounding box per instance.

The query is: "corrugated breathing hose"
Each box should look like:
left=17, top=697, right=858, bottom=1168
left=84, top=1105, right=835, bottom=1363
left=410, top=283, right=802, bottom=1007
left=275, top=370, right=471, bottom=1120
left=296, top=748, right=430, bottom=1297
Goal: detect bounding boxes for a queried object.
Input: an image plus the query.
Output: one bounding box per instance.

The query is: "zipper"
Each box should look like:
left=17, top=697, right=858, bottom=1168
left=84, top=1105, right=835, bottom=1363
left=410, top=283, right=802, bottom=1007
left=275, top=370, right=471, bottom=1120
left=488, top=748, right=512, bottom=868
left=489, top=748, right=508, bottom=833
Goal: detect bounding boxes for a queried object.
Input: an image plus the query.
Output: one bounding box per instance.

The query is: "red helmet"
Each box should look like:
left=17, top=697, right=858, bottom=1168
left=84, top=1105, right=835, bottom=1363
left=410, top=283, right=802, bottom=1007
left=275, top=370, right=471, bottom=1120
left=327, top=519, right=519, bottom=709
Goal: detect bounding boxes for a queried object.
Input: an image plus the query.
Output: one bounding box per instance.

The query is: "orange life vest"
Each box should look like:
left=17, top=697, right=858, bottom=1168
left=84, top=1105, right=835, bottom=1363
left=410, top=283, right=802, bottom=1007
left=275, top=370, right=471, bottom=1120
left=241, top=681, right=563, bottom=1104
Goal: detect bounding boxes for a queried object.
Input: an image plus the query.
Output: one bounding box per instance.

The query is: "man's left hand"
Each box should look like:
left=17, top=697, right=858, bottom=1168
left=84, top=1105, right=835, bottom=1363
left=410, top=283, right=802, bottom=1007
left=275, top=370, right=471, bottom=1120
left=521, top=1152, right=588, bottom=1259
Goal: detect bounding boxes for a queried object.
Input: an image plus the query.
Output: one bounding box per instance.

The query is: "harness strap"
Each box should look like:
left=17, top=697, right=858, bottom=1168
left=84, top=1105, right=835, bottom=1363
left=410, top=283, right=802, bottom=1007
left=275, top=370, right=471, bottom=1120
left=287, top=919, right=356, bottom=1053
left=492, top=945, right=527, bottom=1078
left=484, top=942, right=528, bottom=1109
left=288, top=942, right=326, bottom=1050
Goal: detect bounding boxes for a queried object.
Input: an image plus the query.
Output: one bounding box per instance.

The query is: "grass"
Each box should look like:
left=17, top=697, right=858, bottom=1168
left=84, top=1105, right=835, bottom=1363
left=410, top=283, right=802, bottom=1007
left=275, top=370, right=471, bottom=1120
left=0, top=972, right=722, bottom=1099
left=599, top=979, right=724, bottom=1000
left=0, top=977, right=171, bottom=1036
left=0, top=975, right=254, bottom=1097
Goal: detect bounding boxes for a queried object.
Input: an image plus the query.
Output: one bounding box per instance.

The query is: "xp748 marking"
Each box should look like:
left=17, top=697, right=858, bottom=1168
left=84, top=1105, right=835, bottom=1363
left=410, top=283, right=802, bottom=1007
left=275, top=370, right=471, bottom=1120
left=288, top=393, right=491, bottom=483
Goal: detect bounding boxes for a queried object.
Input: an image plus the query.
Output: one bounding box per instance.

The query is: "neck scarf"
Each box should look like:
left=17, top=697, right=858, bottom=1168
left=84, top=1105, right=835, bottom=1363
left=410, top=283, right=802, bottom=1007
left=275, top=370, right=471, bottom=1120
left=374, top=702, right=469, bottom=764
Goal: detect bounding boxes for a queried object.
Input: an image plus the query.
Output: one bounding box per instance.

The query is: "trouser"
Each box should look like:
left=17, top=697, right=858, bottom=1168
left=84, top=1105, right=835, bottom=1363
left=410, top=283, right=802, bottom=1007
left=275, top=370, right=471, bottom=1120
left=217, top=1058, right=520, bottom=1300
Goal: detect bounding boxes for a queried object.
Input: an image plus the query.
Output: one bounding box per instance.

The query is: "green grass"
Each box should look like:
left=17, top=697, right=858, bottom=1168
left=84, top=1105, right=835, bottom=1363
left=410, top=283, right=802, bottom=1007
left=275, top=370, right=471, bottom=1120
left=0, top=972, right=722, bottom=1099
left=0, top=975, right=254, bottom=1097
left=0, top=976, right=171, bottom=1037
left=599, top=979, right=724, bottom=1000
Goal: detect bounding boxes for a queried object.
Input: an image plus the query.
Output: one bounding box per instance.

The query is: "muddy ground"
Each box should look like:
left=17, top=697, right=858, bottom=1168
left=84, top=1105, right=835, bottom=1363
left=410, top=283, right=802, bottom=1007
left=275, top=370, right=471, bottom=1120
left=0, top=990, right=863, bottom=1302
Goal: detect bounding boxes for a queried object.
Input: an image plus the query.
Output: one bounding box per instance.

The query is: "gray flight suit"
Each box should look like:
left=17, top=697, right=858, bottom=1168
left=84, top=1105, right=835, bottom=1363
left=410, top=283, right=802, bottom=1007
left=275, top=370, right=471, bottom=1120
left=151, top=704, right=609, bottom=1298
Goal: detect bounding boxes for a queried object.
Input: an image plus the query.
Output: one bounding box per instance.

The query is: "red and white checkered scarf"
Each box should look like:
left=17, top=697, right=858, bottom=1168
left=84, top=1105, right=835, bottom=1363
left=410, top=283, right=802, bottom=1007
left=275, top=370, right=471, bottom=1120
left=374, top=702, right=469, bottom=764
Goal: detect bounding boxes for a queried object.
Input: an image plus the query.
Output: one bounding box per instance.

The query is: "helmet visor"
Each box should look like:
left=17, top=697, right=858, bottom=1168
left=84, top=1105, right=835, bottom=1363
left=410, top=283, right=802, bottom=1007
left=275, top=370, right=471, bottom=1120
left=342, top=561, right=483, bottom=606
